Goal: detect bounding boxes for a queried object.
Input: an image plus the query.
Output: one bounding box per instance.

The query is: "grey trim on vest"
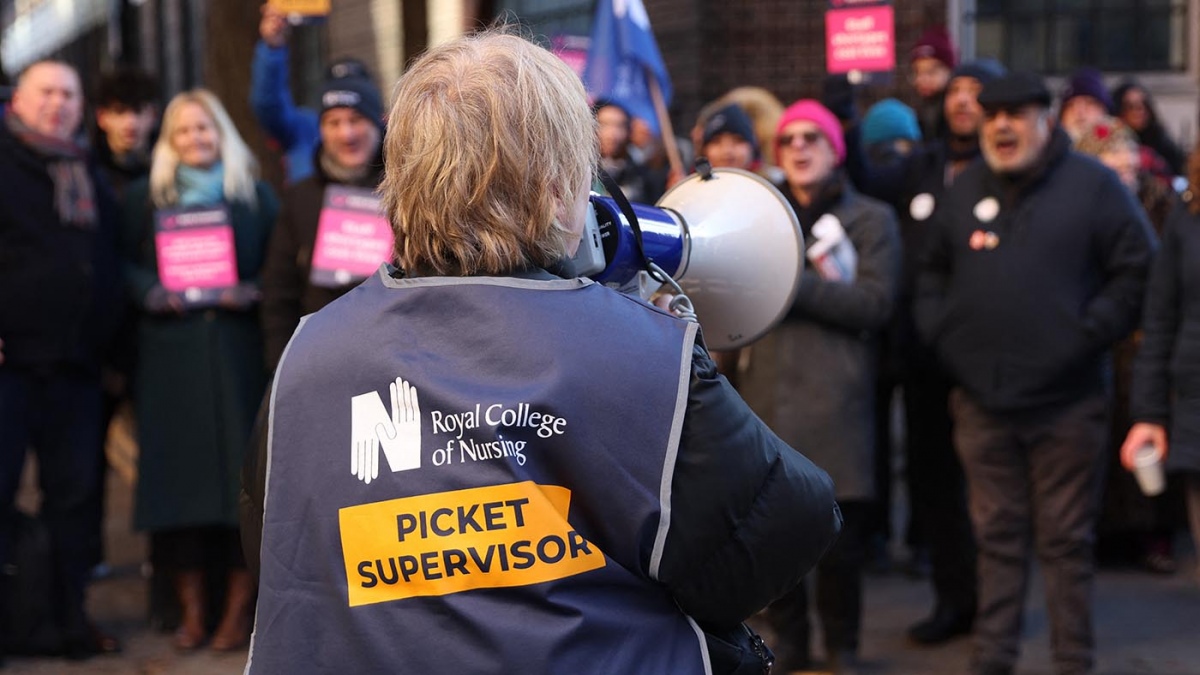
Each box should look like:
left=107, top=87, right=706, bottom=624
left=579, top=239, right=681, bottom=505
left=244, top=314, right=312, bottom=675
left=685, top=615, right=715, bottom=675
left=377, top=265, right=595, bottom=291
left=649, top=320, right=701, bottom=580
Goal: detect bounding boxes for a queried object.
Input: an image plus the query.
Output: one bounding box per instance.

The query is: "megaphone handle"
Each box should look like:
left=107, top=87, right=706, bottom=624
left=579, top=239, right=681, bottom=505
left=597, top=168, right=655, bottom=276
left=647, top=261, right=698, bottom=323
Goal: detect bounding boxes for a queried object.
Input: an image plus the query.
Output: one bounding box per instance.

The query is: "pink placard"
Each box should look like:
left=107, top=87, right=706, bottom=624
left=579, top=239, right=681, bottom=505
left=154, top=206, right=238, bottom=294
left=552, top=34, right=590, bottom=80
left=825, top=5, right=895, bottom=74
left=310, top=185, right=393, bottom=287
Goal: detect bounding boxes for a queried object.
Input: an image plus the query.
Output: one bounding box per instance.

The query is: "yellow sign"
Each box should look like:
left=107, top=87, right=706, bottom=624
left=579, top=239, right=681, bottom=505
left=268, top=0, right=331, bottom=18
left=339, top=481, right=606, bottom=607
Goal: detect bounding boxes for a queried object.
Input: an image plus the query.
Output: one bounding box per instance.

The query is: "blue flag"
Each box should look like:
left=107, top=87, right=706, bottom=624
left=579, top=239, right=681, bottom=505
left=583, top=0, right=672, bottom=134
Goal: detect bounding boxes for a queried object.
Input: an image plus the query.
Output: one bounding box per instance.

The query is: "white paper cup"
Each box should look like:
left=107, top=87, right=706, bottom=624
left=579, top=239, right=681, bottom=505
left=1131, top=444, right=1166, bottom=497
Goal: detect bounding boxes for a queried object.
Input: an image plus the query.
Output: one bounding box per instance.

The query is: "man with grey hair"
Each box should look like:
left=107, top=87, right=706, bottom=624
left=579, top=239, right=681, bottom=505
left=916, top=72, right=1154, bottom=675
left=0, top=60, right=122, bottom=660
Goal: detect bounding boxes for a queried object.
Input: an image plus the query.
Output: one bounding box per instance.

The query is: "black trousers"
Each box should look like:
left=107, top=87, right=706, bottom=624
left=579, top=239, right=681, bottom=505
left=905, top=371, right=976, bottom=617
left=0, top=369, right=104, bottom=639
left=765, top=500, right=869, bottom=667
left=951, top=389, right=1108, bottom=675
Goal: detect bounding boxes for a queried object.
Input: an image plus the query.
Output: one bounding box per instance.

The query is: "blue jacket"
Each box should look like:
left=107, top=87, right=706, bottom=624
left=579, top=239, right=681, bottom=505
left=250, top=41, right=319, bottom=184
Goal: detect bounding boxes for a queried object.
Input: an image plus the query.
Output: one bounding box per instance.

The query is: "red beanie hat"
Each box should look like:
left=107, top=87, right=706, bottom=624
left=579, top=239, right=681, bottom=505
left=910, top=25, right=957, bottom=69
left=775, top=99, right=846, bottom=164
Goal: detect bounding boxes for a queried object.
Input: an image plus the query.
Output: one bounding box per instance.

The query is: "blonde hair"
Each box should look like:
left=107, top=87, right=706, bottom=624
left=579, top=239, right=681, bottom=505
left=380, top=30, right=598, bottom=276
left=150, top=89, right=259, bottom=208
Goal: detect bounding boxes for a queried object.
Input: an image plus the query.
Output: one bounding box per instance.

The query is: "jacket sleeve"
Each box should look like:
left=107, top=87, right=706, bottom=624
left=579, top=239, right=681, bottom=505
left=913, top=206, right=952, bottom=347
left=1129, top=206, right=1183, bottom=425
left=260, top=192, right=305, bottom=370
left=117, top=181, right=162, bottom=306
left=250, top=41, right=309, bottom=152
left=241, top=388, right=270, bottom=581
left=656, top=341, right=841, bottom=627
left=1081, top=175, right=1157, bottom=351
left=788, top=203, right=901, bottom=333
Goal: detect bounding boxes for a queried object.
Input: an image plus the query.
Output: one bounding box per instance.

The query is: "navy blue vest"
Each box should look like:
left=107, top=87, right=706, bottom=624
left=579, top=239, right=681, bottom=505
left=247, top=269, right=711, bottom=674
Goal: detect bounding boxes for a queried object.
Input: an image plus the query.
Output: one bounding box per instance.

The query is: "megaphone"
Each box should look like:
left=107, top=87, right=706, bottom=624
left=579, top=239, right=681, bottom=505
left=573, top=167, right=805, bottom=350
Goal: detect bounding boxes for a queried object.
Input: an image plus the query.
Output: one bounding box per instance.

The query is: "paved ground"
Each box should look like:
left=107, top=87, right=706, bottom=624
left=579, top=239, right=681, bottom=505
left=6, top=443, right=1199, bottom=674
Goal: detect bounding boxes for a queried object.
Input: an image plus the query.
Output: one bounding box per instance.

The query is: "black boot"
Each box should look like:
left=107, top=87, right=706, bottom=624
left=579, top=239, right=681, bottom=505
left=908, top=604, right=974, bottom=645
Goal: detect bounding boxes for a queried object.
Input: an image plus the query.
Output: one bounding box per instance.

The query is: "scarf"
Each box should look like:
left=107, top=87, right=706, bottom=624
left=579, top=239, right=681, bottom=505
left=783, top=170, right=846, bottom=239
left=994, top=126, right=1072, bottom=209
left=319, top=149, right=372, bottom=186
left=5, top=106, right=96, bottom=228
left=176, top=162, right=226, bottom=207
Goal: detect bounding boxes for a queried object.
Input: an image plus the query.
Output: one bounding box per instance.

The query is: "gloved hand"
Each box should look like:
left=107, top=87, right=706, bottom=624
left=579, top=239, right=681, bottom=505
left=218, top=282, right=262, bottom=311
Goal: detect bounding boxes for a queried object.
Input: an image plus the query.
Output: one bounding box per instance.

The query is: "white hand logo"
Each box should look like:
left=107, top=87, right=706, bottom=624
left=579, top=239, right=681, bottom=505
left=350, top=377, right=422, bottom=484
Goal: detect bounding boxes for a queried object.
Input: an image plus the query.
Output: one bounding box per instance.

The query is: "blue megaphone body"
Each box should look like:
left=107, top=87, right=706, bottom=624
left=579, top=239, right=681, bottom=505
left=572, top=168, right=805, bottom=350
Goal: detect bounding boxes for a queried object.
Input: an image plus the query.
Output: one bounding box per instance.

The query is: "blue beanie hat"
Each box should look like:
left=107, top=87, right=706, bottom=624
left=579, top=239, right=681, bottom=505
left=1061, top=67, right=1114, bottom=113
left=950, top=58, right=1006, bottom=86
left=702, top=103, right=759, bottom=151
left=861, top=98, right=922, bottom=146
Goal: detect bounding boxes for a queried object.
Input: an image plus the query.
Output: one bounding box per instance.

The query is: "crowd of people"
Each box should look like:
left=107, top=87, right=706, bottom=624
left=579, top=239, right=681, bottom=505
left=0, top=13, right=1197, bottom=675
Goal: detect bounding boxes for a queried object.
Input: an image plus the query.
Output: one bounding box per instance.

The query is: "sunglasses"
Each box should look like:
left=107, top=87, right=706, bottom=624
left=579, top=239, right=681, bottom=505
left=778, top=130, right=823, bottom=148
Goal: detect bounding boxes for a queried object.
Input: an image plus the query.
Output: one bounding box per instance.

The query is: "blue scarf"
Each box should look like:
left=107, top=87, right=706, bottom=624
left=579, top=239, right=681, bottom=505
left=176, top=162, right=226, bottom=207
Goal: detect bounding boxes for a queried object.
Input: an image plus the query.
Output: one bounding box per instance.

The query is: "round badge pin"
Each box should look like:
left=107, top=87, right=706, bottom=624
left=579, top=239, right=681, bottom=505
left=909, top=193, right=935, bottom=221
left=969, top=230, right=987, bottom=250
left=984, top=232, right=1000, bottom=250
left=973, top=196, right=1000, bottom=223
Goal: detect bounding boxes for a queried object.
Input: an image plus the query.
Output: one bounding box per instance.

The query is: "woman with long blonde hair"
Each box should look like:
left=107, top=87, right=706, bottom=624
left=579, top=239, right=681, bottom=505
left=119, top=88, right=278, bottom=652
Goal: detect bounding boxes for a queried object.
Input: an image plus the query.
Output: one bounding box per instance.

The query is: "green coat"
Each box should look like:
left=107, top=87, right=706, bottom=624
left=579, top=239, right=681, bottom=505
left=120, top=179, right=279, bottom=532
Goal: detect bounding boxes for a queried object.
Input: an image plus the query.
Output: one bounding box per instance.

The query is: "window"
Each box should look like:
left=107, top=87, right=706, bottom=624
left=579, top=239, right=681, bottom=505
left=974, top=0, right=1189, bottom=73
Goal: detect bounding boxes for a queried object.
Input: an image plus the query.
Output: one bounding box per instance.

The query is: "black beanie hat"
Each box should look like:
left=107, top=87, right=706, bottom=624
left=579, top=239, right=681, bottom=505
left=318, top=75, right=384, bottom=131
left=702, top=103, right=759, bottom=151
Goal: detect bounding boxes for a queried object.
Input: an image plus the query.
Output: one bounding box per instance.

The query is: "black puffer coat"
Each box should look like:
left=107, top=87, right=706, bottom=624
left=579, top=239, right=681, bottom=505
left=916, top=128, right=1156, bottom=412
left=0, top=120, right=121, bottom=373
left=1131, top=199, right=1200, bottom=473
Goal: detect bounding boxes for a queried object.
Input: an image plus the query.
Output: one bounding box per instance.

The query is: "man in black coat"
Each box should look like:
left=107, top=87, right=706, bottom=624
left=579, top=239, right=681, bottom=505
left=915, top=72, right=1155, bottom=675
left=0, top=60, right=122, bottom=660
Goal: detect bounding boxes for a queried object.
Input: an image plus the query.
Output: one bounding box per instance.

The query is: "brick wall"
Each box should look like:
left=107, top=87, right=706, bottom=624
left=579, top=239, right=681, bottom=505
left=646, top=0, right=947, bottom=131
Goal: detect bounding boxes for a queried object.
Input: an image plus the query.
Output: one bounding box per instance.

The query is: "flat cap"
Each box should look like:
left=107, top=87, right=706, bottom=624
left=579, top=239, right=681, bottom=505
left=977, top=71, right=1052, bottom=110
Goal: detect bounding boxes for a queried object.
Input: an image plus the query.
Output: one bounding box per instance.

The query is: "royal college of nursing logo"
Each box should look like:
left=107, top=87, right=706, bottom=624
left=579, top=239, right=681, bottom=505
left=338, top=379, right=603, bottom=606
left=350, top=377, right=422, bottom=484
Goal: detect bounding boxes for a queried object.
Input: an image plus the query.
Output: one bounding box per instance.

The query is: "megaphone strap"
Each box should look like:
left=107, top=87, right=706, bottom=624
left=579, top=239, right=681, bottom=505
left=597, top=168, right=659, bottom=281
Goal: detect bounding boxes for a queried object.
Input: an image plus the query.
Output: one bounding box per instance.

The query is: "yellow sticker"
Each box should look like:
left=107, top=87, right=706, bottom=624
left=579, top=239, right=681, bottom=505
left=339, top=481, right=606, bottom=607
left=268, top=0, right=331, bottom=17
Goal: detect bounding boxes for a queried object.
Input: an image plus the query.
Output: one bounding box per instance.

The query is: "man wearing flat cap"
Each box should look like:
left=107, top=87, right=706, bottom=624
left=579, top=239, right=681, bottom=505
left=915, top=72, right=1154, bottom=675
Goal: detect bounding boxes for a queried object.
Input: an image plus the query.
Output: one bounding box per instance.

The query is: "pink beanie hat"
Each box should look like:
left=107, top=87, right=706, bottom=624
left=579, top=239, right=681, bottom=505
left=775, top=99, right=846, bottom=164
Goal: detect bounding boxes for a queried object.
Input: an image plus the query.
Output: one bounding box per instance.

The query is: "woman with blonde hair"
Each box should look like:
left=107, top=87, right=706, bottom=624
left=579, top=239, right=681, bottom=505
left=120, top=88, right=278, bottom=652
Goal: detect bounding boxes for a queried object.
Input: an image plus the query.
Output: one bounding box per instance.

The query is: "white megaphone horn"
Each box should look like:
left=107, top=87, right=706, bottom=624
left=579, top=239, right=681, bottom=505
left=572, top=167, right=805, bottom=350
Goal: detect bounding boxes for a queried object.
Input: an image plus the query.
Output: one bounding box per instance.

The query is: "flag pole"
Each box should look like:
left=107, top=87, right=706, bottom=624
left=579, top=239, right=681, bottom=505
left=645, top=66, right=684, bottom=178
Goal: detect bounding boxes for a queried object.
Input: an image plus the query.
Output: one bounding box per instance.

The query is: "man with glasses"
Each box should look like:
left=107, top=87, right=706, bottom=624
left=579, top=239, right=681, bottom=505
left=914, top=72, right=1155, bottom=675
